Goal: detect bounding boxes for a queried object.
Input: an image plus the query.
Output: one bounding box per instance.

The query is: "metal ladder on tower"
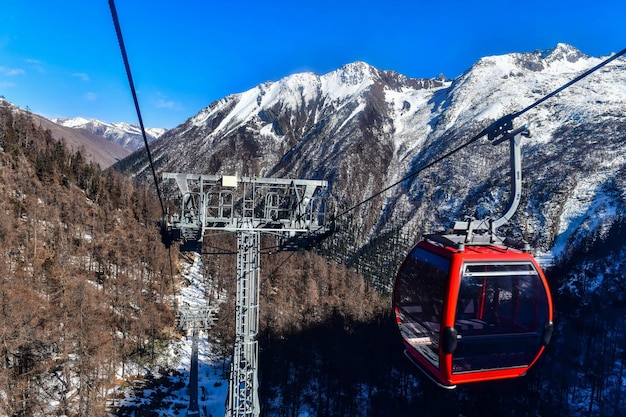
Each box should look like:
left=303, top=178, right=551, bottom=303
left=227, top=228, right=260, bottom=416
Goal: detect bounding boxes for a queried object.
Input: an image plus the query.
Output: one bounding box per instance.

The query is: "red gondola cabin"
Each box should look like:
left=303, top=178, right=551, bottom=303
left=393, top=237, right=554, bottom=388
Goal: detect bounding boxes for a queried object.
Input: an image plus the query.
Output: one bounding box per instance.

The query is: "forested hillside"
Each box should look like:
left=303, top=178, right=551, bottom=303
left=0, top=100, right=391, bottom=416
left=0, top=102, right=175, bottom=415
left=109, top=46, right=626, bottom=415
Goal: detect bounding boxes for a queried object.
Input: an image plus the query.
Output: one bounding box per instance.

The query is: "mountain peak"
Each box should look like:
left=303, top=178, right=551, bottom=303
left=339, top=61, right=376, bottom=73
left=540, top=43, right=586, bottom=63
left=327, top=61, right=379, bottom=86
left=54, top=116, right=95, bottom=128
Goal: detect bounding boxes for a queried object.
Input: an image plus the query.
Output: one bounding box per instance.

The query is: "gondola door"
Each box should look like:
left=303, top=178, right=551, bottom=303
left=445, top=255, right=553, bottom=385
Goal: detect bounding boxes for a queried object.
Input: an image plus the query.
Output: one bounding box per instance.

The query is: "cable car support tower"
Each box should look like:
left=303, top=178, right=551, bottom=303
left=160, top=173, right=331, bottom=417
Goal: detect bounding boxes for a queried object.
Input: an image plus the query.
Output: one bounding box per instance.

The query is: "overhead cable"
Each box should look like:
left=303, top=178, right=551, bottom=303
left=108, top=0, right=166, bottom=215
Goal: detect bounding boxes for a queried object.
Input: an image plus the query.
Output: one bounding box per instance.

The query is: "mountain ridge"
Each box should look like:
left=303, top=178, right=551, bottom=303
left=113, top=44, right=626, bottom=297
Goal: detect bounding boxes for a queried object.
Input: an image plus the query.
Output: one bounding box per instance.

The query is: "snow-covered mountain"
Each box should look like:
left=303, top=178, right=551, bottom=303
left=53, top=117, right=167, bottom=151
left=115, top=43, right=626, bottom=300
left=115, top=61, right=449, bottom=238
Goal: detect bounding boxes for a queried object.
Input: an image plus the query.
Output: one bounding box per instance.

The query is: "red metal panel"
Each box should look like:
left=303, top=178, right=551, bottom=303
left=396, top=240, right=554, bottom=387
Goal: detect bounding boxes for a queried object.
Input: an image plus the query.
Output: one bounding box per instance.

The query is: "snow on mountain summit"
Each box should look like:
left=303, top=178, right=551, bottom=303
left=189, top=62, right=390, bottom=140
left=185, top=61, right=446, bottom=144
left=540, top=42, right=588, bottom=63
left=55, top=116, right=93, bottom=128
left=322, top=62, right=376, bottom=99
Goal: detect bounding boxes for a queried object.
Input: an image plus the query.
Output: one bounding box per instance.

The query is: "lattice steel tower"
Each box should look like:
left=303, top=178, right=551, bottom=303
left=161, top=173, right=331, bottom=417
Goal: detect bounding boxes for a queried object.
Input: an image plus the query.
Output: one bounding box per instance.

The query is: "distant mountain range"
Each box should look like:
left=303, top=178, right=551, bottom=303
left=53, top=117, right=167, bottom=151
left=0, top=100, right=168, bottom=167
left=114, top=43, right=626, bottom=300
left=0, top=98, right=132, bottom=168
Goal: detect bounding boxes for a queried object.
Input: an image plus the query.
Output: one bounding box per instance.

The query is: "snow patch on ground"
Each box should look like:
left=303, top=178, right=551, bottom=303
left=108, top=254, right=229, bottom=417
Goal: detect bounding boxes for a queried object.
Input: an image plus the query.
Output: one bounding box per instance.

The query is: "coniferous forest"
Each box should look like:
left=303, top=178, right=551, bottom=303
left=2, top=101, right=626, bottom=416
left=0, top=104, right=175, bottom=415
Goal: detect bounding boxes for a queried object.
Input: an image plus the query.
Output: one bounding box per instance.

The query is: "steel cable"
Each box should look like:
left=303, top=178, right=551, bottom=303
left=108, top=0, right=166, bottom=216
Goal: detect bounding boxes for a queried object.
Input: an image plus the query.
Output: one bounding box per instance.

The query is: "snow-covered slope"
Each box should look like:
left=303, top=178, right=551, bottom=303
left=54, top=117, right=167, bottom=151
left=115, top=43, right=626, bottom=298
left=110, top=254, right=228, bottom=416
left=115, top=61, right=448, bottom=240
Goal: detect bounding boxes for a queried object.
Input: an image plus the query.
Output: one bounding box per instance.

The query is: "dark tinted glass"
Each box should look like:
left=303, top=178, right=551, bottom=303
left=452, top=261, right=549, bottom=373
left=394, top=247, right=450, bottom=368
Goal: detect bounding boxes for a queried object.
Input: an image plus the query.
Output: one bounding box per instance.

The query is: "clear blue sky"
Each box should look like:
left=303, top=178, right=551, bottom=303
left=1, top=0, right=624, bottom=128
